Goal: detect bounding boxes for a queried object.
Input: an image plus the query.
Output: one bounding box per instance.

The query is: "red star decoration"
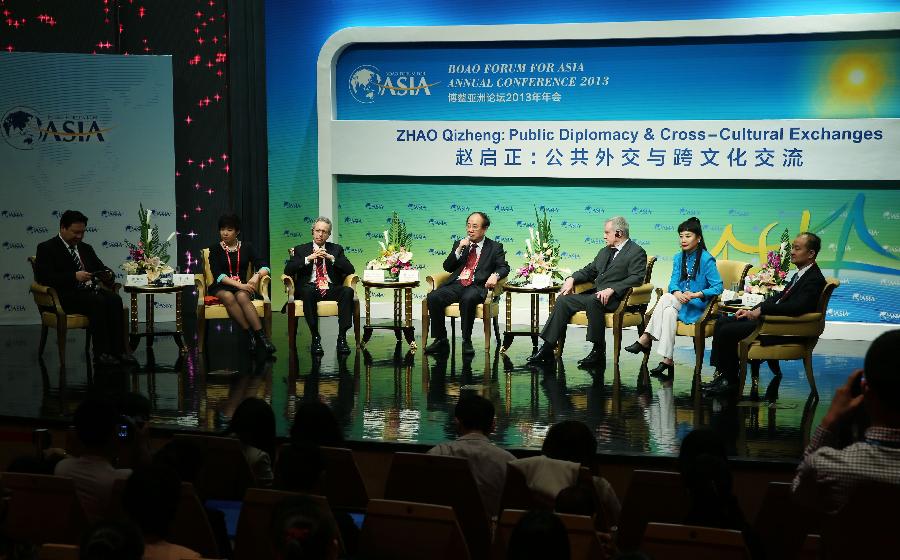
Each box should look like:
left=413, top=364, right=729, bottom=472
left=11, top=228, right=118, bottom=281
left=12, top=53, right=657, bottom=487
left=185, top=115, right=192, bottom=125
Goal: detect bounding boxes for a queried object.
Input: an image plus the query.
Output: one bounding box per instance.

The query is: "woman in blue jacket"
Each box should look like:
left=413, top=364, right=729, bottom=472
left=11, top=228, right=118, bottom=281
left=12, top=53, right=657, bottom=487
left=625, top=217, right=722, bottom=377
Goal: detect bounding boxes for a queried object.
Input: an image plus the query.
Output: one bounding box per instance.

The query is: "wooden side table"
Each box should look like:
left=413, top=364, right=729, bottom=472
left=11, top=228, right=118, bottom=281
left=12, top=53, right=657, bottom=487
left=124, top=284, right=187, bottom=353
left=500, top=284, right=560, bottom=352
left=362, top=280, right=419, bottom=349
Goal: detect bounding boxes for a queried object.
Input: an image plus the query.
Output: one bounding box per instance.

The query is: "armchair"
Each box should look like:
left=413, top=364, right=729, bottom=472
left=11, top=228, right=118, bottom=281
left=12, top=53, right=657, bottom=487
left=281, top=273, right=360, bottom=351
left=421, top=271, right=506, bottom=355
left=558, top=256, right=657, bottom=371
left=27, top=256, right=122, bottom=367
left=194, top=248, right=271, bottom=352
left=644, top=259, right=752, bottom=376
left=737, top=279, right=840, bottom=396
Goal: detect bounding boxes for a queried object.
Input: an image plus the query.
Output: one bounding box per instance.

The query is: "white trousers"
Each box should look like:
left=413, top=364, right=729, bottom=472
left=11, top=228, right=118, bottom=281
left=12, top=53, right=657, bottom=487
left=645, top=292, right=682, bottom=360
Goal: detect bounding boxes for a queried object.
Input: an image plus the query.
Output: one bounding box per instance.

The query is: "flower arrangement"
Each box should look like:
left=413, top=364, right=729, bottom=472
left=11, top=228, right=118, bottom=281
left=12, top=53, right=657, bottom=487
left=510, top=207, right=570, bottom=286
left=365, top=212, right=413, bottom=279
left=745, top=227, right=791, bottom=294
left=121, top=204, right=176, bottom=282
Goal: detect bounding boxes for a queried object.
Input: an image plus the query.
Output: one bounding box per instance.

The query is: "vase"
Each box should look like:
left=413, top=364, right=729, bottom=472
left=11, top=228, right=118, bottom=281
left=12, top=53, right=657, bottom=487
left=384, top=272, right=399, bottom=282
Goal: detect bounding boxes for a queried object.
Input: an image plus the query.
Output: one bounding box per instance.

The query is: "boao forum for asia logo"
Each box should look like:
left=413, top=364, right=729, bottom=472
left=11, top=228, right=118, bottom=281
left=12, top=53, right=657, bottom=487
left=348, top=66, right=438, bottom=104
left=1, top=106, right=111, bottom=150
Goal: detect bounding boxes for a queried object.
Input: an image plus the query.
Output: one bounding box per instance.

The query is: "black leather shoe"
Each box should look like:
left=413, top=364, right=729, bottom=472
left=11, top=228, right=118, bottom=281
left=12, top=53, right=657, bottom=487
left=649, top=361, right=674, bottom=378
left=336, top=335, right=351, bottom=355
left=704, top=378, right=736, bottom=397
left=577, top=347, right=605, bottom=367
left=701, top=372, right=727, bottom=389
left=424, top=338, right=450, bottom=355
left=95, top=353, right=121, bottom=367
left=119, top=353, right=139, bottom=366
left=256, top=331, right=276, bottom=354
left=624, top=340, right=650, bottom=354
left=310, top=336, right=325, bottom=356
left=526, top=342, right=554, bottom=364
left=249, top=333, right=258, bottom=352
left=461, top=339, right=475, bottom=356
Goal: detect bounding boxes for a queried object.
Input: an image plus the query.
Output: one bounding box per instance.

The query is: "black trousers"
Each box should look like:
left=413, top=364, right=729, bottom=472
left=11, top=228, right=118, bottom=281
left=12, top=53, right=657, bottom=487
left=60, top=288, right=125, bottom=355
left=708, top=315, right=759, bottom=380
left=426, top=281, right=487, bottom=341
left=297, top=282, right=354, bottom=335
left=539, top=291, right=620, bottom=345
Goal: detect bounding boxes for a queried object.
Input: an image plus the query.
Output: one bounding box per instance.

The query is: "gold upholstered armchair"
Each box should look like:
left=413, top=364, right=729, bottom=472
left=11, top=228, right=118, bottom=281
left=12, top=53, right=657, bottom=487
left=194, top=248, right=271, bottom=352
left=421, top=271, right=506, bottom=355
left=558, top=256, right=657, bottom=371
left=737, top=278, right=840, bottom=396
left=643, top=259, right=752, bottom=376
left=281, top=273, right=361, bottom=351
left=27, top=256, right=123, bottom=367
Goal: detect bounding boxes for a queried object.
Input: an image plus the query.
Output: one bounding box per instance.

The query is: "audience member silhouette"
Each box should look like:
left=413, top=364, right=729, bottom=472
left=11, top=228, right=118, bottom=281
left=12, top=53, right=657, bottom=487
left=291, top=401, right=344, bottom=447
left=506, top=509, right=571, bottom=560
left=510, top=420, right=620, bottom=529
left=792, top=329, right=900, bottom=513
left=54, top=397, right=134, bottom=521
left=122, top=465, right=201, bottom=559
left=427, top=393, right=515, bottom=517
left=227, top=396, right=276, bottom=487
left=678, top=429, right=763, bottom=558
left=270, top=495, right=341, bottom=560
left=79, top=519, right=144, bottom=560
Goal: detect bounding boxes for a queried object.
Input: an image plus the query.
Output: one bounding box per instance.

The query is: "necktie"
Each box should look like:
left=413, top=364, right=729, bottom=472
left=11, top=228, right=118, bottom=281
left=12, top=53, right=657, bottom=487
left=459, top=245, right=479, bottom=287
left=314, top=258, right=328, bottom=296
left=604, top=247, right=618, bottom=272
left=69, top=245, right=83, bottom=271
left=779, top=273, right=798, bottom=302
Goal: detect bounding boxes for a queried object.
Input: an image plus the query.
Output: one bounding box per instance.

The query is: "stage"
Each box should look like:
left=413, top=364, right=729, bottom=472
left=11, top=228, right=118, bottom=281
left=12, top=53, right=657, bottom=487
left=0, top=314, right=862, bottom=464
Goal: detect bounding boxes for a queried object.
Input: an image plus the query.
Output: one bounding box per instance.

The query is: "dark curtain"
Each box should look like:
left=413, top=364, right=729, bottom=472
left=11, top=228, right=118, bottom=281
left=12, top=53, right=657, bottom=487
left=226, top=0, right=269, bottom=259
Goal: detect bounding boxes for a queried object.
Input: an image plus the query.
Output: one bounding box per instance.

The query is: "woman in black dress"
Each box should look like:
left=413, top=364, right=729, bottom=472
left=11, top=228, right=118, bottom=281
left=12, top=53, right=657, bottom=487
left=207, top=214, right=276, bottom=353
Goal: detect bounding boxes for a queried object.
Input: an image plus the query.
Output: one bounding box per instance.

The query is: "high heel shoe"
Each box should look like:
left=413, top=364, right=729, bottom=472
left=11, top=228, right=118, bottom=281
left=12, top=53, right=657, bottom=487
left=649, top=361, right=674, bottom=378
left=624, top=340, right=650, bottom=354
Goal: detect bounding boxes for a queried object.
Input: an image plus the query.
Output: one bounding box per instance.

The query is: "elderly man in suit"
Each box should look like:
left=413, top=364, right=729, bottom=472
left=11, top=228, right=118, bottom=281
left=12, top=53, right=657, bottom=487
left=705, top=232, right=827, bottom=396
left=35, top=210, right=136, bottom=367
left=284, top=216, right=356, bottom=355
left=424, top=211, right=510, bottom=357
left=527, top=216, right=647, bottom=367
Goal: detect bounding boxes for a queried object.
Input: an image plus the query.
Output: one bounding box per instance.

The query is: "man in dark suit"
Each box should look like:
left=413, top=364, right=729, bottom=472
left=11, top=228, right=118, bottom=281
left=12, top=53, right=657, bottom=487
left=424, top=211, right=510, bottom=357
left=35, top=210, right=135, bottom=367
left=527, top=216, right=647, bottom=367
left=284, top=217, right=356, bottom=355
left=705, top=232, right=827, bottom=396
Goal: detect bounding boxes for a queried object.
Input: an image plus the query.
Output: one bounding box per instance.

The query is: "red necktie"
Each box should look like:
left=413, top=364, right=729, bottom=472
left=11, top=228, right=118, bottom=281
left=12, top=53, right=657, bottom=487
left=459, top=246, right=479, bottom=287
left=315, top=258, right=328, bottom=296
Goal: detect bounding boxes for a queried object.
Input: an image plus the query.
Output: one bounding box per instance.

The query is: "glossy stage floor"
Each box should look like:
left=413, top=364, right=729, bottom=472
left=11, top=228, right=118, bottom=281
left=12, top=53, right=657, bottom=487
left=0, top=315, right=864, bottom=464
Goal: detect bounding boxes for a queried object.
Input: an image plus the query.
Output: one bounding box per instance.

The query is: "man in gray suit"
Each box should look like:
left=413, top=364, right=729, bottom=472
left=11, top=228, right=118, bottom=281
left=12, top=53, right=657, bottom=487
left=527, top=216, right=647, bottom=367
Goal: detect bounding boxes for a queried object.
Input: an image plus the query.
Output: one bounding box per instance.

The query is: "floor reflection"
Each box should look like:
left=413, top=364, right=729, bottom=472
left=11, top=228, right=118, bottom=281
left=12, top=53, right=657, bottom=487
left=4, top=318, right=860, bottom=462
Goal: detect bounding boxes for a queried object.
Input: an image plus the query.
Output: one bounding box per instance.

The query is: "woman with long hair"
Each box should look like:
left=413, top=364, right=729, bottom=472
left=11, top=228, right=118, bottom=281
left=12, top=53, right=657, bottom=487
left=625, top=217, right=722, bottom=377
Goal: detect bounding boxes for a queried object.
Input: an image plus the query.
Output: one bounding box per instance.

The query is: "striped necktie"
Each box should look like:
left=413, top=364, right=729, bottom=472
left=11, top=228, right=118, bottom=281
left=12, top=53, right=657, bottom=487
left=69, top=245, right=83, bottom=271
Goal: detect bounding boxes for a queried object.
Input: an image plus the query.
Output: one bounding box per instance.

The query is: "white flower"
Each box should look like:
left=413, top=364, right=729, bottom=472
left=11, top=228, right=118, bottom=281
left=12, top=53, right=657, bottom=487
left=166, top=231, right=177, bottom=243
left=383, top=230, right=389, bottom=246
left=397, top=251, right=413, bottom=264
left=525, top=238, right=533, bottom=254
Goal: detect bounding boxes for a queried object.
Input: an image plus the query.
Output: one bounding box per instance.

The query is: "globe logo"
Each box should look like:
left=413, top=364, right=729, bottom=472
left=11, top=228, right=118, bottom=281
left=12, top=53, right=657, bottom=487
left=349, top=65, right=383, bottom=104
left=1, top=107, right=47, bottom=150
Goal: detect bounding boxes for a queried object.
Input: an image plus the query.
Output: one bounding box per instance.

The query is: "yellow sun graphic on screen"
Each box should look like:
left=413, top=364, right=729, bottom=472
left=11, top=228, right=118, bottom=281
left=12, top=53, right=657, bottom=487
left=820, top=51, right=890, bottom=115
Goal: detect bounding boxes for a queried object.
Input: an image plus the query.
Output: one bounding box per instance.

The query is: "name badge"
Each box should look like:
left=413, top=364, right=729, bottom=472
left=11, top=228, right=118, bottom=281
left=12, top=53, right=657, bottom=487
left=741, top=293, right=764, bottom=307
left=530, top=273, right=552, bottom=289
left=363, top=269, right=385, bottom=283
left=399, top=269, right=419, bottom=283
left=126, top=274, right=148, bottom=287
left=173, top=274, right=195, bottom=287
